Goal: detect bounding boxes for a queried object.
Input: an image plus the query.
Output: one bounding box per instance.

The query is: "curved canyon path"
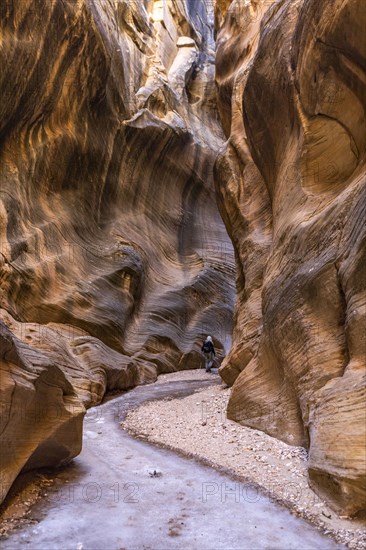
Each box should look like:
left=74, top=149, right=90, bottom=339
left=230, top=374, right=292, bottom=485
left=2, top=379, right=344, bottom=550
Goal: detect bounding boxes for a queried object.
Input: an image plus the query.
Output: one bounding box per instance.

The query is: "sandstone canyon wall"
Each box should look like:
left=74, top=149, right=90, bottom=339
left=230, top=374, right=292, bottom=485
left=0, top=0, right=235, bottom=504
left=1, top=0, right=365, bottom=519
left=215, top=0, right=366, bottom=516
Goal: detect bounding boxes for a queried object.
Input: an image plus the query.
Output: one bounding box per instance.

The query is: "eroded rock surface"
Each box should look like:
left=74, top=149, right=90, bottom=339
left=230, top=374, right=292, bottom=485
left=215, top=0, right=366, bottom=516
left=0, top=0, right=234, bottom=504
left=1, top=0, right=364, bottom=519
left=0, top=319, right=84, bottom=504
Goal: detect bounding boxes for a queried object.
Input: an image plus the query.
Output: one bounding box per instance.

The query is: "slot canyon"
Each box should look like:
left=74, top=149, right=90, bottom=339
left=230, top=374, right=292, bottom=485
left=0, top=0, right=365, bottom=547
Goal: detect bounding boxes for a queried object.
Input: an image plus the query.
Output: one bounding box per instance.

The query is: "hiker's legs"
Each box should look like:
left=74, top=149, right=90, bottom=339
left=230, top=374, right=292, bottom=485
left=204, top=352, right=211, bottom=371
left=205, top=352, right=214, bottom=371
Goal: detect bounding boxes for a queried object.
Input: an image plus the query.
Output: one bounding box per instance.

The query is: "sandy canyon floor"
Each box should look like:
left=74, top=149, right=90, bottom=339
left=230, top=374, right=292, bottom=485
left=0, top=370, right=364, bottom=550
left=122, top=370, right=365, bottom=550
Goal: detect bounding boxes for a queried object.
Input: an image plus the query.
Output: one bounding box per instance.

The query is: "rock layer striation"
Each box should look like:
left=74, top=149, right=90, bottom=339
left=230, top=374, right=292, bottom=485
left=0, top=0, right=234, bottom=504
left=215, top=0, right=366, bottom=516
left=1, top=0, right=364, bottom=518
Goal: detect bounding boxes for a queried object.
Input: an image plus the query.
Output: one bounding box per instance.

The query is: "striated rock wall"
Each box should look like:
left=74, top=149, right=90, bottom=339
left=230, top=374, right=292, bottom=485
left=1, top=0, right=364, bottom=518
left=0, top=0, right=235, bottom=504
left=0, top=319, right=84, bottom=504
left=215, top=0, right=366, bottom=516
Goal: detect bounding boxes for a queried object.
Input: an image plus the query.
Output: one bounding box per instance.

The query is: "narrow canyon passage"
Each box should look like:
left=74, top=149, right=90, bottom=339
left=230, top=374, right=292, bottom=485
left=2, top=379, right=344, bottom=550
left=0, top=0, right=365, bottom=540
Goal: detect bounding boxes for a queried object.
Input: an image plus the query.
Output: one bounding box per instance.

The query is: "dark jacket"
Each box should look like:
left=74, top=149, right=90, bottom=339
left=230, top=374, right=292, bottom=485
left=201, top=341, right=215, bottom=354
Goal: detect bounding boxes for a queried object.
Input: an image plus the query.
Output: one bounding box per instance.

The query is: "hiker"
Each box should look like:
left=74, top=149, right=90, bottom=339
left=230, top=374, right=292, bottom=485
left=201, top=335, right=215, bottom=372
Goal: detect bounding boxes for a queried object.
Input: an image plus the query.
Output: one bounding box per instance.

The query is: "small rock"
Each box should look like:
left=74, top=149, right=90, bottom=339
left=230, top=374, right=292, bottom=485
left=149, top=469, right=162, bottom=478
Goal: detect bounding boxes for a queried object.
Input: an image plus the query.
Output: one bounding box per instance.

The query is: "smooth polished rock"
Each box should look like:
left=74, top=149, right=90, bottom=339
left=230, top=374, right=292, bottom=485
left=0, top=0, right=234, bottom=505
left=215, top=0, right=366, bottom=516
left=0, top=320, right=85, bottom=504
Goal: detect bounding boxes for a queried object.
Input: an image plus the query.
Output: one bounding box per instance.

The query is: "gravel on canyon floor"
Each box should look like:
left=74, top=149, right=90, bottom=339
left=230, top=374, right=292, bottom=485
left=0, top=472, right=53, bottom=537
left=122, top=369, right=366, bottom=550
